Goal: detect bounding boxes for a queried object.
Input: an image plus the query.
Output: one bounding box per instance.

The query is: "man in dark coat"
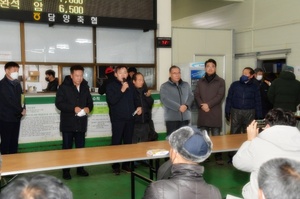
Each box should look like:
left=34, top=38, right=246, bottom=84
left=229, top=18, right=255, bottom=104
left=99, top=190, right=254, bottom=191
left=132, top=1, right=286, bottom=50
left=253, top=68, right=273, bottom=118
left=0, top=62, right=26, bottom=154
left=225, top=67, right=262, bottom=134
left=55, top=65, right=93, bottom=180
left=194, top=58, right=225, bottom=164
left=44, top=69, right=58, bottom=92
left=268, top=70, right=300, bottom=112
left=106, top=65, right=142, bottom=175
left=132, top=72, right=154, bottom=143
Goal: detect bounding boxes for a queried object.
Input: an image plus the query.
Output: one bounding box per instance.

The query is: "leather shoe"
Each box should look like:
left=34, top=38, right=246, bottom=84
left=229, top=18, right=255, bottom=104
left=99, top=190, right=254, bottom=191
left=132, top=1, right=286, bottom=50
left=77, top=169, right=89, bottom=177
left=113, top=168, right=121, bottom=175
left=63, top=172, right=72, bottom=180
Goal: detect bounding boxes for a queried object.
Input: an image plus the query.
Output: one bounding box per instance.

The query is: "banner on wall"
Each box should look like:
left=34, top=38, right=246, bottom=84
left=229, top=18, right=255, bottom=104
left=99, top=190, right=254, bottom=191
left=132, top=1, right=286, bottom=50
left=189, top=62, right=205, bottom=91
left=19, top=94, right=165, bottom=143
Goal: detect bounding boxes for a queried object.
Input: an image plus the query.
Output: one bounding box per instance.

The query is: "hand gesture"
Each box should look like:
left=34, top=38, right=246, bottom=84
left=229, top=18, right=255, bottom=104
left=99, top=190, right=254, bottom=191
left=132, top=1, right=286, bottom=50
left=247, top=120, right=259, bottom=141
left=121, top=82, right=129, bottom=92
left=179, top=105, right=188, bottom=113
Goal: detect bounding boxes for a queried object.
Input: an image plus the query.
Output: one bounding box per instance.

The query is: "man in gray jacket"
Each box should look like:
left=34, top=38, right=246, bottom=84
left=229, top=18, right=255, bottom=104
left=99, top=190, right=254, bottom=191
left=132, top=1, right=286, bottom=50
left=160, top=65, right=194, bottom=137
left=143, top=126, right=222, bottom=199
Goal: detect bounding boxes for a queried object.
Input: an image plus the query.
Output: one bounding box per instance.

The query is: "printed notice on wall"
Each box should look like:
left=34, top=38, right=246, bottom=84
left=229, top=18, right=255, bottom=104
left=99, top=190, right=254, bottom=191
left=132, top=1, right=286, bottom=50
left=19, top=94, right=165, bottom=143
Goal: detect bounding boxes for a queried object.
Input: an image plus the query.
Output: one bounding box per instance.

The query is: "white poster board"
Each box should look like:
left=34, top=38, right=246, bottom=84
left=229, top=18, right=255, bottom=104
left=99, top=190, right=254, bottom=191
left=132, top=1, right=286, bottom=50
left=19, top=94, right=165, bottom=143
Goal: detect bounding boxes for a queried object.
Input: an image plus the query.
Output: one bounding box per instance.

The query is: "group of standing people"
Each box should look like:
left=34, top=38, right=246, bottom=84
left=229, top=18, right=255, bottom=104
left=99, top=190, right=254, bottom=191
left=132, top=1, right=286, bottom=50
left=1, top=59, right=300, bottom=198
left=0, top=62, right=156, bottom=180
left=101, top=65, right=156, bottom=175
left=155, top=59, right=300, bottom=199
left=56, top=65, right=156, bottom=178
left=159, top=60, right=226, bottom=164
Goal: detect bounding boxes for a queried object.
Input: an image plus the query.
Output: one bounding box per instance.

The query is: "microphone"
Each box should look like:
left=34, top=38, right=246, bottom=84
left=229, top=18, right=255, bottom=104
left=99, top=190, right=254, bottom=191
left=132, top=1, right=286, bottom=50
left=122, top=78, right=129, bottom=90
left=132, top=110, right=138, bottom=116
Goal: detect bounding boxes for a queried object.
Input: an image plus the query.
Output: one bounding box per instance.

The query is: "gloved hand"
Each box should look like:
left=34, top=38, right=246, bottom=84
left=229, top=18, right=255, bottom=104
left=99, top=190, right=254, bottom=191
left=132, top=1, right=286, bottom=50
left=225, top=113, right=230, bottom=122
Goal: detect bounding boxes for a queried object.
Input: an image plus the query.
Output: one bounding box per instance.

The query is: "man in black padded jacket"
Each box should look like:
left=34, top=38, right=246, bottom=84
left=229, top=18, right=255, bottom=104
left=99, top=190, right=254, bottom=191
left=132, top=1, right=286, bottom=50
left=55, top=65, right=93, bottom=180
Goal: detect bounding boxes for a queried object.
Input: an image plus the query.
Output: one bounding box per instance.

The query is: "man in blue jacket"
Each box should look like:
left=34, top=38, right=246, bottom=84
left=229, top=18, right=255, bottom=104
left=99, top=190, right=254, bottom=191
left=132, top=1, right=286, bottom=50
left=55, top=65, right=93, bottom=180
left=225, top=67, right=262, bottom=134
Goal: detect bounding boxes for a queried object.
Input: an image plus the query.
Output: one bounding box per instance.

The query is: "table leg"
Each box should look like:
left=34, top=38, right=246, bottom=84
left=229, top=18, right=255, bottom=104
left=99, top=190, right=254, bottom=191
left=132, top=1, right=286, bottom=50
left=130, top=161, right=135, bottom=199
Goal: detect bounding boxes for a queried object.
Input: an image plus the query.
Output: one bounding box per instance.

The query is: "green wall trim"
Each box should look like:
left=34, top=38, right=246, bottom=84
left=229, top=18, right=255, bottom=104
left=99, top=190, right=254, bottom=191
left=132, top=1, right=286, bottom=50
left=26, top=96, right=56, bottom=104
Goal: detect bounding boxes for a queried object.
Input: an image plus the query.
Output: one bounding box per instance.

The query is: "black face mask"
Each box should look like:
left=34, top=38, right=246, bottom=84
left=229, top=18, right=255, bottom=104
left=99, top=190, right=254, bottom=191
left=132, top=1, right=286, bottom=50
left=45, top=77, right=50, bottom=82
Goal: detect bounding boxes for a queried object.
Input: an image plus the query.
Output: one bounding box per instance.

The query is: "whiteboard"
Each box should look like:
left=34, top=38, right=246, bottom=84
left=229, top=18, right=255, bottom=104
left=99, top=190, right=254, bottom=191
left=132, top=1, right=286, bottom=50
left=24, top=23, right=93, bottom=63
left=96, top=28, right=155, bottom=64
left=0, top=21, right=21, bottom=61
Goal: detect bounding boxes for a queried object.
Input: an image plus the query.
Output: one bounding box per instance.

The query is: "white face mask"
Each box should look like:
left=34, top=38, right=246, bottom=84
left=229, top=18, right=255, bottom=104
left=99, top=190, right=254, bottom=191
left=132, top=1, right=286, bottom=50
left=256, top=75, right=263, bottom=81
left=10, top=72, right=19, bottom=80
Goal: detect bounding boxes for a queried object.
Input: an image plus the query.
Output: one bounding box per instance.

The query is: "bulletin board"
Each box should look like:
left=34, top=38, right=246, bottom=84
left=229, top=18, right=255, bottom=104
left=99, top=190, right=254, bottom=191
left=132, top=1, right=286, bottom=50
left=19, top=93, right=165, bottom=144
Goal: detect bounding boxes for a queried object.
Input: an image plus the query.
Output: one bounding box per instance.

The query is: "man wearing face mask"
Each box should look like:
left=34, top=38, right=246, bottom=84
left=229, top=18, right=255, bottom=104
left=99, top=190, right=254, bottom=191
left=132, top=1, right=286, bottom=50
left=0, top=62, right=26, bottom=154
left=44, top=69, right=58, bottom=92
left=225, top=67, right=262, bottom=135
left=253, top=68, right=273, bottom=117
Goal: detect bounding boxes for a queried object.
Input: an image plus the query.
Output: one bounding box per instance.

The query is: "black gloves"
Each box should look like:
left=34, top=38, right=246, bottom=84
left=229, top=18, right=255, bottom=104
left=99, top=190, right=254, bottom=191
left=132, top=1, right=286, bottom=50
left=225, top=113, right=230, bottom=122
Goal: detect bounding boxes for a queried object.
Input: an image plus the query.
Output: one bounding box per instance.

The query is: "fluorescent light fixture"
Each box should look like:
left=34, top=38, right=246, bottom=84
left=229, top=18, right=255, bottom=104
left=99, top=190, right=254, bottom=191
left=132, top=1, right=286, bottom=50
left=75, top=38, right=92, bottom=44
left=56, top=44, right=70, bottom=49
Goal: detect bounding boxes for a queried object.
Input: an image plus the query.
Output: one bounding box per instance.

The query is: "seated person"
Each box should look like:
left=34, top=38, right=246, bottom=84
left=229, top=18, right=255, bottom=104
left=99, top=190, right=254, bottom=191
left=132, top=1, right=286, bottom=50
left=44, top=69, right=58, bottom=91
left=233, top=108, right=300, bottom=199
left=143, top=126, right=221, bottom=199
left=0, top=174, right=73, bottom=199
left=258, top=158, right=300, bottom=199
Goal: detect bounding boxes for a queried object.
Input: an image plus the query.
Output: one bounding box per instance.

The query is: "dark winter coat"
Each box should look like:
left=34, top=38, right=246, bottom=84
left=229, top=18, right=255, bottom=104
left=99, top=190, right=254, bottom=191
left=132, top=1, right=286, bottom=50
left=106, top=78, right=141, bottom=122
left=55, top=75, right=93, bottom=133
left=194, top=74, right=225, bottom=128
left=134, top=87, right=154, bottom=124
left=253, top=79, right=273, bottom=117
left=45, top=78, right=58, bottom=92
left=268, top=71, right=300, bottom=112
left=143, top=164, right=222, bottom=199
left=225, top=78, right=262, bottom=119
left=98, top=73, right=115, bottom=95
left=0, top=76, right=24, bottom=122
